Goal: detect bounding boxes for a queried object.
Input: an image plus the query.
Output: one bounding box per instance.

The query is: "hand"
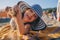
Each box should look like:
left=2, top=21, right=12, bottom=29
left=25, top=24, right=31, bottom=34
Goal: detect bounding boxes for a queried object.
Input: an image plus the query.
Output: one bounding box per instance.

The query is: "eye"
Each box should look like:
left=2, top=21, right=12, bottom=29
left=10, top=9, right=12, bottom=11
left=30, top=9, right=33, bottom=13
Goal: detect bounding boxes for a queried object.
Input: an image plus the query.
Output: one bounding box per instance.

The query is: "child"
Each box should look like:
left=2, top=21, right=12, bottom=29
left=5, top=7, right=18, bottom=40
left=17, top=1, right=47, bottom=31
left=16, top=1, right=47, bottom=40
left=5, top=7, right=17, bottom=30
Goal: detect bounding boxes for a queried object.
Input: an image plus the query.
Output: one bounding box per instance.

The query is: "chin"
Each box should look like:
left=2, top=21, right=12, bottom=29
left=24, top=19, right=34, bottom=23
left=24, top=20, right=32, bottom=23
left=28, top=20, right=34, bottom=22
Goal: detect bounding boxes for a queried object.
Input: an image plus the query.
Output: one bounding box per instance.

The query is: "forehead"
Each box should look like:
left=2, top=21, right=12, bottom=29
left=25, top=9, right=34, bottom=13
left=8, top=7, right=13, bottom=11
left=25, top=9, right=38, bottom=16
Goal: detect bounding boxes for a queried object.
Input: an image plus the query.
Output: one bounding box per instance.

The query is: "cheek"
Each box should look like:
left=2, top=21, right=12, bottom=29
left=30, top=17, right=36, bottom=21
left=23, top=14, right=37, bottom=22
left=23, top=17, right=29, bottom=22
left=29, top=15, right=38, bottom=22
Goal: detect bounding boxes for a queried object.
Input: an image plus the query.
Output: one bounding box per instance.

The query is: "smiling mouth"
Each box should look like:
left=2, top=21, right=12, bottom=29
left=27, top=16, right=31, bottom=20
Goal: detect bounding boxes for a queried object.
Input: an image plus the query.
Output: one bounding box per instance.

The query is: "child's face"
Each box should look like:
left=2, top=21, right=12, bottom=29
left=7, top=8, right=15, bottom=18
left=23, top=9, right=38, bottom=23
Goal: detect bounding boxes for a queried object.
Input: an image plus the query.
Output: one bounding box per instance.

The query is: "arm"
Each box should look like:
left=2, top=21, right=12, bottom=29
left=14, top=6, right=26, bottom=35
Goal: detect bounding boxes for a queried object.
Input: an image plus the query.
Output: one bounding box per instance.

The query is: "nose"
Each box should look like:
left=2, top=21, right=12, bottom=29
left=30, top=13, right=35, bottom=17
